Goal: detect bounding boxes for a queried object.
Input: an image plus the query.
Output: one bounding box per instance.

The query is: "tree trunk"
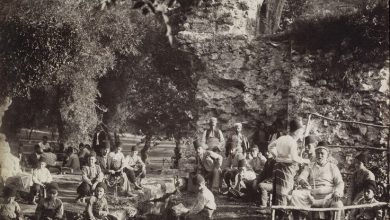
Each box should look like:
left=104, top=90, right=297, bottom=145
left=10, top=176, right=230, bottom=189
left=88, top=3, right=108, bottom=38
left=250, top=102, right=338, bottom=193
left=173, top=135, right=184, bottom=169
left=258, top=0, right=286, bottom=35
left=141, top=134, right=153, bottom=163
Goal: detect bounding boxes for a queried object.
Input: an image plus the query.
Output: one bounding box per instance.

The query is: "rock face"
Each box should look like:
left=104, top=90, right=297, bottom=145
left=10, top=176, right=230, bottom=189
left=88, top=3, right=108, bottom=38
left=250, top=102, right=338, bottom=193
left=178, top=0, right=290, bottom=139
left=177, top=0, right=389, bottom=151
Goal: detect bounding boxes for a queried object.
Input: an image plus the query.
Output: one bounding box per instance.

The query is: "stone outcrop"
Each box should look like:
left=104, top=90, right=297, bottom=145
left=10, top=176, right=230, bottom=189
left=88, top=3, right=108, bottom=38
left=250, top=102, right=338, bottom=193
left=177, top=0, right=389, bottom=156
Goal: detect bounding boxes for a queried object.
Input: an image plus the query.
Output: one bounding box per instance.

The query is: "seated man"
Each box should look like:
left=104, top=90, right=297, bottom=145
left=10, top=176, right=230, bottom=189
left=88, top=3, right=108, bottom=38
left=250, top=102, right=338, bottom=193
left=38, top=136, right=52, bottom=152
left=63, top=147, right=81, bottom=172
left=41, top=148, right=61, bottom=173
left=30, top=157, right=53, bottom=204
left=253, top=150, right=276, bottom=207
left=247, top=146, right=267, bottom=174
left=29, top=144, right=43, bottom=169
left=350, top=180, right=382, bottom=220
left=348, top=153, right=375, bottom=205
left=124, top=146, right=146, bottom=190
left=222, top=148, right=245, bottom=190
left=107, top=143, right=134, bottom=196
left=96, top=147, right=110, bottom=175
left=291, top=143, right=344, bottom=220
left=185, top=174, right=216, bottom=220
left=230, top=159, right=256, bottom=198
left=193, top=140, right=223, bottom=192
left=76, top=153, right=106, bottom=202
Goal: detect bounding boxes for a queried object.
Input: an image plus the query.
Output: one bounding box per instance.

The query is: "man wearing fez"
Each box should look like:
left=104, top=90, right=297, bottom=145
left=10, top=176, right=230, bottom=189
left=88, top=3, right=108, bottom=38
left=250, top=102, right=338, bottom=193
left=194, top=140, right=223, bottom=192
left=201, top=117, right=225, bottom=153
left=291, top=142, right=344, bottom=220
left=225, top=123, right=250, bottom=157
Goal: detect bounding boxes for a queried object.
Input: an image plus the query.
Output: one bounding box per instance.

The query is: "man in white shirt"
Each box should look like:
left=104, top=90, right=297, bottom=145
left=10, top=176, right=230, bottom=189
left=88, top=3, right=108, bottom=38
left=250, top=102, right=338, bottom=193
left=124, top=146, right=146, bottom=190
left=201, top=117, right=225, bottom=153
left=291, top=144, right=344, bottom=220
left=185, top=174, right=216, bottom=220
left=107, top=143, right=135, bottom=196
left=38, top=136, right=51, bottom=152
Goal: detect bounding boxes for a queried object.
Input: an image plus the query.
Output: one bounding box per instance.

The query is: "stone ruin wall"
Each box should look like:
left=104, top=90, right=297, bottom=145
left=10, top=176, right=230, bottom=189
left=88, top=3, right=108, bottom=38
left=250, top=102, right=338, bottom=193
left=177, top=0, right=389, bottom=174
left=177, top=0, right=290, bottom=140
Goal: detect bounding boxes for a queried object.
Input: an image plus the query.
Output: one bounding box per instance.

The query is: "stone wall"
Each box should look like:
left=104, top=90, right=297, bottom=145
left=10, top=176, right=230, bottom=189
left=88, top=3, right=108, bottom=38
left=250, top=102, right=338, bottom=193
left=177, top=0, right=389, bottom=154
left=178, top=0, right=290, bottom=140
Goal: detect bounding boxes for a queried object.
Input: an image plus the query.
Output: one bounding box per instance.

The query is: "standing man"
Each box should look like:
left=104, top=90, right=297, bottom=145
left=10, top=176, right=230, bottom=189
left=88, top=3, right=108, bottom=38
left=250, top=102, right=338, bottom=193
left=225, top=123, right=250, bottom=157
left=268, top=118, right=310, bottom=219
left=201, top=117, right=225, bottom=153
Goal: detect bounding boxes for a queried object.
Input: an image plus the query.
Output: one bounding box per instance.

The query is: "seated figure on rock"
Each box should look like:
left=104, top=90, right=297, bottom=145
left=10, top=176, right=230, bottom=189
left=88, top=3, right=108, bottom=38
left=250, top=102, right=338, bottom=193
left=76, top=153, right=106, bottom=203
left=63, top=147, right=81, bottom=172
left=30, top=157, right=53, bottom=204
left=35, top=183, right=64, bottom=220
left=0, top=187, right=23, bottom=220
left=193, top=140, right=223, bottom=193
left=347, top=153, right=375, bottom=205
left=291, top=143, right=344, bottom=220
left=222, top=148, right=245, bottom=191
left=247, top=146, right=267, bottom=174
left=349, top=180, right=382, bottom=220
left=107, top=143, right=135, bottom=197
left=185, top=174, right=216, bottom=220
left=29, top=144, right=43, bottom=169
left=84, top=183, right=114, bottom=220
left=252, top=150, right=276, bottom=208
left=124, top=146, right=146, bottom=190
left=230, top=159, right=257, bottom=199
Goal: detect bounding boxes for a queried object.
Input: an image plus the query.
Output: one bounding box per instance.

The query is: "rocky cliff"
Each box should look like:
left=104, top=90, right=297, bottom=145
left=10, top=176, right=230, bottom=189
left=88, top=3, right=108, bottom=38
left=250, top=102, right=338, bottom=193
left=176, top=0, right=389, bottom=152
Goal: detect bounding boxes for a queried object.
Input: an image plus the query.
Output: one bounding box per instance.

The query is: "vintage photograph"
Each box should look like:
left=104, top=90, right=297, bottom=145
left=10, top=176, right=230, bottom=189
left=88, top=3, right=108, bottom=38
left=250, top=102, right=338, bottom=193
left=0, top=0, right=389, bottom=219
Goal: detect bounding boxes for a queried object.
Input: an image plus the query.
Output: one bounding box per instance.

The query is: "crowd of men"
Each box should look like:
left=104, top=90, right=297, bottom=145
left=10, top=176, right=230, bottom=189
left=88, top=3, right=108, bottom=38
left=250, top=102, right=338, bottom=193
left=192, top=117, right=383, bottom=220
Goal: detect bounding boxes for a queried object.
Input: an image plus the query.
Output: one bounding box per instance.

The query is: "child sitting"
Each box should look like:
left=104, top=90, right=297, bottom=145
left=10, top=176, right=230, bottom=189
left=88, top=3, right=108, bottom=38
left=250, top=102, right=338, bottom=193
left=0, top=187, right=23, bottom=220
left=35, top=183, right=64, bottom=220
left=350, top=180, right=382, bottom=220
left=85, top=183, right=111, bottom=220
left=31, top=157, right=53, bottom=204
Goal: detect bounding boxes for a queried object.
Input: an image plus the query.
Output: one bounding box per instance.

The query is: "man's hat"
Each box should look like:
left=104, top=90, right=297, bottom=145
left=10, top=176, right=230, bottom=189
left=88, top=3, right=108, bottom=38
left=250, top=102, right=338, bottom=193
left=355, top=153, right=368, bottom=165
left=46, top=183, right=59, bottom=192
left=238, top=159, right=247, bottom=168
left=193, top=140, right=204, bottom=150
left=192, top=174, right=205, bottom=185
left=305, top=136, right=317, bottom=145
left=131, top=145, right=138, bottom=152
left=289, top=118, right=303, bottom=132
left=315, top=141, right=329, bottom=152
left=364, top=180, right=377, bottom=193
left=3, top=187, right=17, bottom=198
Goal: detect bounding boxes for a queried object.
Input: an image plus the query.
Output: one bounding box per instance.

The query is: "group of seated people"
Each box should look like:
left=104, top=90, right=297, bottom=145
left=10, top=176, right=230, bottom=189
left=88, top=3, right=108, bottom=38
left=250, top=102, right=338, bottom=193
left=192, top=117, right=384, bottom=220
left=1, top=137, right=147, bottom=220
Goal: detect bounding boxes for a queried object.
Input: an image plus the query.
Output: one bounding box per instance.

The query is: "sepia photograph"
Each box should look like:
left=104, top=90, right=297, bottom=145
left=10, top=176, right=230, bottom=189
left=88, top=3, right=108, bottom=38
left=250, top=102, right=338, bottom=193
left=0, top=0, right=389, bottom=219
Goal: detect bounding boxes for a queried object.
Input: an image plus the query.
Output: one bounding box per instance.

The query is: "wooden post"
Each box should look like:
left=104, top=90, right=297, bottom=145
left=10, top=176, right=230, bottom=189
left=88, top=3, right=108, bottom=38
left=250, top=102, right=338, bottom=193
left=387, top=126, right=390, bottom=218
